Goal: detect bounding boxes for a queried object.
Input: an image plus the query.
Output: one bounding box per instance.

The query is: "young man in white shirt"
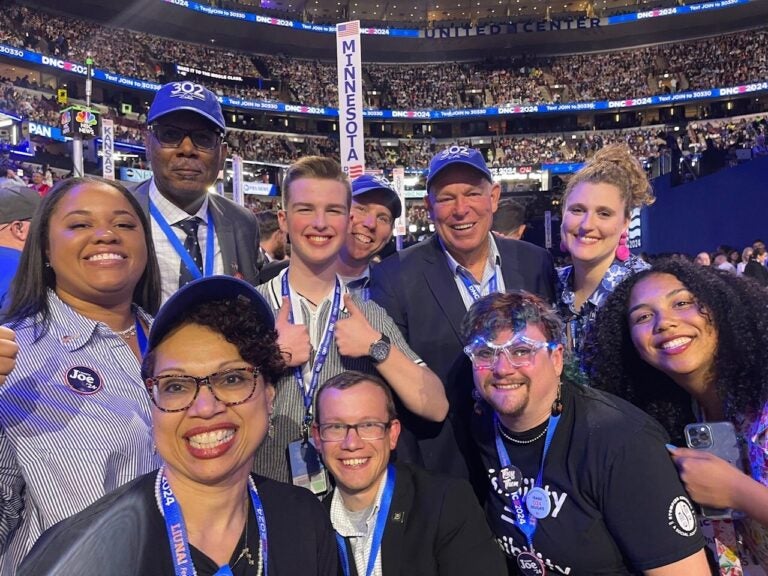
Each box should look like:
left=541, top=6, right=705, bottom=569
left=254, top=156, right=447, bottom=484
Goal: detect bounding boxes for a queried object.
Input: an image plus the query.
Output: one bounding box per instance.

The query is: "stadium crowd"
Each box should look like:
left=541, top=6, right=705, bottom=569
left=0, top=2, right=765, bottom=109
left=1, top=69, right=764, bottom=175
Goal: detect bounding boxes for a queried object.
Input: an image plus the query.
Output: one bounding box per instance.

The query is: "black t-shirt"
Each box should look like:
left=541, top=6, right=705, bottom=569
left=472, top=381, right=705, bottom=575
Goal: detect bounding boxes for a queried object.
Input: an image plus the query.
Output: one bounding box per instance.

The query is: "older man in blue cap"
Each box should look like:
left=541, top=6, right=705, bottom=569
left=370, top=145, right=557, bottom=478
left=337, top=174, right=402, bottom=299
left=133, top=81, right=261, bottom=302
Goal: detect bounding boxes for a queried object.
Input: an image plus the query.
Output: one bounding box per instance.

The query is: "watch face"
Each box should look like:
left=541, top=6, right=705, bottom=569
left=370, top=339, right=391, bottom=363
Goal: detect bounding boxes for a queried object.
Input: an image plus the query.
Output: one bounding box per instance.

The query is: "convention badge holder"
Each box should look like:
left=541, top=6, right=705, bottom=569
left=288, top=437, right=329, bottom=496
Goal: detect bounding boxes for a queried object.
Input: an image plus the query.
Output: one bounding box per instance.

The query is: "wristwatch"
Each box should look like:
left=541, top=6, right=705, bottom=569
left=369, top=333, right=391, bottom=364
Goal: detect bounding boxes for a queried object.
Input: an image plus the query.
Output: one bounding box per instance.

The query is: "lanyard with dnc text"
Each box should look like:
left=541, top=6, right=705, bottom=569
left=493, top=413, right=560, bottom=551
left=457, top=265, right=499, bottom=302
left=150, top=201, right=215, bottom=280
left=281, top=272, right=342, bottom=430
left=336, top=465, right=396, bottom=576
left=156, top=467, right=269, bottom=576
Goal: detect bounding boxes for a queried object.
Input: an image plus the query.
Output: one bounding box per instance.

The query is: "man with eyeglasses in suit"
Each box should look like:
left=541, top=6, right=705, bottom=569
left=313, top=371, right=506, bottom=576
left=132, top=81, right=261, bottom=302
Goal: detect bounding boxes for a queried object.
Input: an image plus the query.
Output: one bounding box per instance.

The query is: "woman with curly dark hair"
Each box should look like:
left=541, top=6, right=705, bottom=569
left=584, top=257, right=768, bottom=573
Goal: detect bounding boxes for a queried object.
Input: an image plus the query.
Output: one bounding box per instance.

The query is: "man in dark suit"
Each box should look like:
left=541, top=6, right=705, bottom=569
left=371, top=146, right=556, bottom=477
left=313, top=371, right=505, bottom=576
left=132, top=81, right=261, bottom=302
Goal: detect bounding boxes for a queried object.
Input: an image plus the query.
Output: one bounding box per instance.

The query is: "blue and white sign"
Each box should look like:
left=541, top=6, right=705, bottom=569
left=336, top=21, right=365, bottom=179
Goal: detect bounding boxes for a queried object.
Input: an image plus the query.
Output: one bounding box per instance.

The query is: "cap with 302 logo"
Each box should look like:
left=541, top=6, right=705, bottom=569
left=426, top=145, right=493, bottom=191
left=147, top=81, right=226, bottom=131
left=351, top=174, right=402, bottom=219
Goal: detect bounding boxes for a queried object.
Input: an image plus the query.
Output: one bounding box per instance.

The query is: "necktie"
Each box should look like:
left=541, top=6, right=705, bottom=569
left=345, top=277, right=370, bottom=300
left=175, top=217, right=203, bottom=288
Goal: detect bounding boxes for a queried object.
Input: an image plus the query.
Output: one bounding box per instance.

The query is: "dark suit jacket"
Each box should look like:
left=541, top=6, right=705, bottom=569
left=131, top=179, right=262, bottom=286
left=326, top=463, right=506, bottom=576
left=258, top=258, right=290, bottom=285
left=370, top=234, right=556, bottom=476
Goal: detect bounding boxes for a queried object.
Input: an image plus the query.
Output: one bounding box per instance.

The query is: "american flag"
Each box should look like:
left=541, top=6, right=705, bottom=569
left=337, top=21, right=360, bottom=37
left=348, top=164, right=365, bottom=178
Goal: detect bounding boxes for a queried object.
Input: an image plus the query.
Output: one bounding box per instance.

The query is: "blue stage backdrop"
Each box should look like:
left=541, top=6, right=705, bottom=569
left=642, top=156, right=768, bottom=256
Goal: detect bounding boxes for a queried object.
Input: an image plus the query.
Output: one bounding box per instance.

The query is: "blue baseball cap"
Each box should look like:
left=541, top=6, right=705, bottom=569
left=147, top=81, right=226, bottom=131
left=148, top=276, right=274, bottom=350
left=352, top=174, right=402, bottom=220
left=426, top=146, right=493, bottom=191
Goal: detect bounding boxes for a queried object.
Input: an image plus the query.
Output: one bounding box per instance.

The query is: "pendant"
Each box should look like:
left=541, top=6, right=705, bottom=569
left=235, top=546, right=256, bottom=566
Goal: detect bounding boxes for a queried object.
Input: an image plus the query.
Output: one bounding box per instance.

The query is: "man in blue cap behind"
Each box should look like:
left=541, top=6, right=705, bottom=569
left=371, top=145, right=556, bottom=478
left=0, top=183, right=40, bottom=308
left=132, top=81, right=261, bottom=302
left=337, top=174, right=402, bottom=299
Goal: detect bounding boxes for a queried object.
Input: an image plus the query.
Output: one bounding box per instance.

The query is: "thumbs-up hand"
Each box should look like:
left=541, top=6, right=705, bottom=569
left=275, top=297, right=311, bottom=367
left=334, top=294, right=380, bottom=358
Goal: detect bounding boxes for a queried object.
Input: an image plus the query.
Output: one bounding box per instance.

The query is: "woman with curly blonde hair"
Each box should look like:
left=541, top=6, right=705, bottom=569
left=557, top=143, right=656, bottom=360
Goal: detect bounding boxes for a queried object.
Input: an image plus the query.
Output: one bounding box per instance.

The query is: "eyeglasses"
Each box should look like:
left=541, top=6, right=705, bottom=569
left=149, top=124, right=223, bottom=151
left=145, top=366, right=260, bottom=412
left=463, top=335, right=556, bottom=370
left=316, top=421, right=391, bottom=442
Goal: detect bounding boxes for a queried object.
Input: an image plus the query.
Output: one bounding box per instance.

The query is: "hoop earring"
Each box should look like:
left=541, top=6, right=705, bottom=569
left=615, top=232, right=630, bottom=262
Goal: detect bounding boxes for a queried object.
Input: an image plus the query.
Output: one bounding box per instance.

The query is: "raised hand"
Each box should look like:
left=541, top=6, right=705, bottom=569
left=275, top=296, right=311, bottom=367
left=0, top=326, right=18, bottom=386
left=334, top=294, right=380, bottom=358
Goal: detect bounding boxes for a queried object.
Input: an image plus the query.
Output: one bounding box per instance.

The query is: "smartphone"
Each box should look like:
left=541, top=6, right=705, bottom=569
left=684, top=422, right=744, bottom=519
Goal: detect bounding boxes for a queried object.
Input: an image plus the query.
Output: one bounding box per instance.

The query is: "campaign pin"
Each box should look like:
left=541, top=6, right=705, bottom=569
left=517, top=551, right=546, bottom=576
left=497, top=465, right=523, bottom=494
left=525, top=487, right=552, bottom=520
left=65, top=366, right=103, bottom=395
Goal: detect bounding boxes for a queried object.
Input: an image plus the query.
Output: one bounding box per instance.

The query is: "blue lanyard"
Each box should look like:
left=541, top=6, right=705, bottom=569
left=150, top=201, right=215, bottom=280
left=493, top=413, right=560, bottom=549
left=457, top=265, right=499, bottom=302
left=281, top=272, right=342, bottom=426
left=336, top=465, right=396, bottom=576
left=135, top=317, right=148, bottom=357
left=157, top=467, right=269, bottom=576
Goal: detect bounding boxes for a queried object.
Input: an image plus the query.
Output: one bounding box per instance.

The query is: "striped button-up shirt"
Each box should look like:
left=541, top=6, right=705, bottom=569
left=255, top=269, right=424, bottom=482
left=0, top=291, right=160, bottom=575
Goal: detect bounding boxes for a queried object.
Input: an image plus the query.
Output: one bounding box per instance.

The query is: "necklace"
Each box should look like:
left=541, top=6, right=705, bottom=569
left=234, top=512, right=257, bottom=567
left=153, top=470, right=265, bottom=576
left=113, top=321, right=136, bottom=340
left=232, top=497, right=264, bottom=576
left=497, top=421, right=549, bottom=445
